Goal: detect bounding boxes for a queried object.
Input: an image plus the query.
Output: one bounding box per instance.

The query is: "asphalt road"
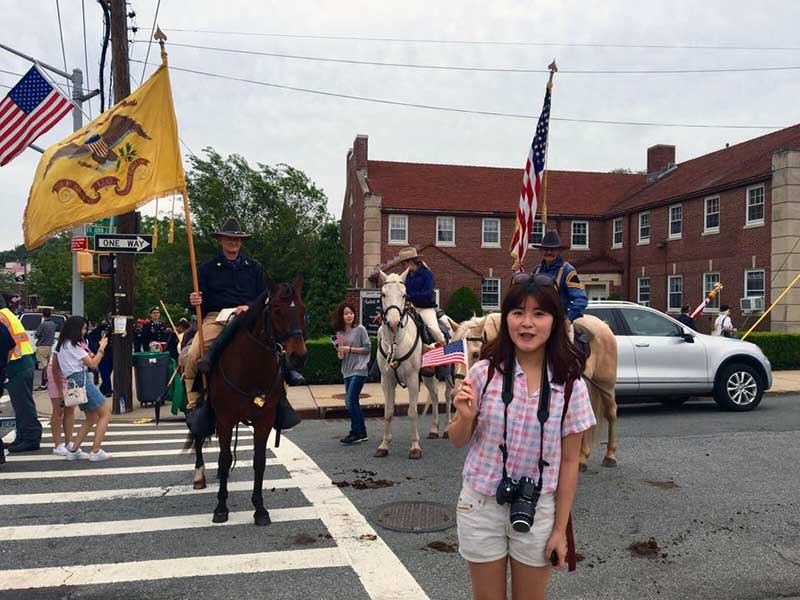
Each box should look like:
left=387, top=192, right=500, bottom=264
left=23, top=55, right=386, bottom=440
left=1, top=393, right=798, bottom=599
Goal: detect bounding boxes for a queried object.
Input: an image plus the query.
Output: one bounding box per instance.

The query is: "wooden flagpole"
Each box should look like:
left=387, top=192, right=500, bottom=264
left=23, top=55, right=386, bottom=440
left=741, top=271, right=800, bottom=341
left=182, top=187, right=205, bottom=356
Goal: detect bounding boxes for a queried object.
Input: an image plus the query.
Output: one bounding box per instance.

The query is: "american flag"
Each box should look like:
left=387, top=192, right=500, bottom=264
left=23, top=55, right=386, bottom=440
left=421, top=339, right=468, bottom=369
left=0, top=66, right=72, bottom=167
left=510, top=84, right=552, bottom=266
left=690, top=282, right=723, bottom=319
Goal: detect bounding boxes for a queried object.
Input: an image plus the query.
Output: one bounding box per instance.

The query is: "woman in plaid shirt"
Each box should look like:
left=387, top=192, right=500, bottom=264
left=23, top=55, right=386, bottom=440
left=448, top=278, right=596, bottom=600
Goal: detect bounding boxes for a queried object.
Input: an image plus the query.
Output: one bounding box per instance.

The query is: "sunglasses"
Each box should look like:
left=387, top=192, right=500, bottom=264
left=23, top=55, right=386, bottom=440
left=510, top=272, right=556, bottom=288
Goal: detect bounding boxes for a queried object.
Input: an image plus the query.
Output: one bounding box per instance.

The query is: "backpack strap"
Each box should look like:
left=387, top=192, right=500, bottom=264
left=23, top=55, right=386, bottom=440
left=562, top=377, right=577, bottom=572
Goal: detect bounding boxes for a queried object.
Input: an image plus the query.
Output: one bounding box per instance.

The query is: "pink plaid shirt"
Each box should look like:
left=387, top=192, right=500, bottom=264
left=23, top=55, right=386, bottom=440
left=462, top=359, right=596, bottom=496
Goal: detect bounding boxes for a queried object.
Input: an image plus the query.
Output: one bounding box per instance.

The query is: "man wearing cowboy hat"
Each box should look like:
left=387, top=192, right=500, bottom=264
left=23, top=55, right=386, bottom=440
left=532, top=230, right=588, bottom=336
left=184, top=217, right=301, bottom=429
left=396, top=247, right=446, bottom=346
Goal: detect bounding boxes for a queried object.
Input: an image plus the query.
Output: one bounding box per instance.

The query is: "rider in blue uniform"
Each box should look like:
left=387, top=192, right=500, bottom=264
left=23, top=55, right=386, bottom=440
left=532, top=230, right=588, bottom=337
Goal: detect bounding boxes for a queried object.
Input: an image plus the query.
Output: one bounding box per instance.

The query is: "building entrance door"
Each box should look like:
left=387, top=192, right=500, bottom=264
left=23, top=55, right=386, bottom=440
left=585, top=283, right=608, bottom=301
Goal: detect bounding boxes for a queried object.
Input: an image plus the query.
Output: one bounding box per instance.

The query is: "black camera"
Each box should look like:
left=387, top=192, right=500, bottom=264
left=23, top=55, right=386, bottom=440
left=496, top=476, right=541, bottom=533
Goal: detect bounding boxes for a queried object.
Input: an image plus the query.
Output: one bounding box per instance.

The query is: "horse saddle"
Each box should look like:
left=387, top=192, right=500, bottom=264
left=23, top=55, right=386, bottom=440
left=572, top=322, right=592, bottom=360
left=408, top=307, right=435, bottom=346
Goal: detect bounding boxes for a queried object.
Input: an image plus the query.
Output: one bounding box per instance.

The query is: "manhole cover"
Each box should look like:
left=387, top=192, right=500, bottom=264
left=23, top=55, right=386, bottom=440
left=374, top=501, right=455, bottom=533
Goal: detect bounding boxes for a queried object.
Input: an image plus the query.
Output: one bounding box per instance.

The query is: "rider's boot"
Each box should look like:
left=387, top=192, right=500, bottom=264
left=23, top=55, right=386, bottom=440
left=274, top=389, right=301, bottom=431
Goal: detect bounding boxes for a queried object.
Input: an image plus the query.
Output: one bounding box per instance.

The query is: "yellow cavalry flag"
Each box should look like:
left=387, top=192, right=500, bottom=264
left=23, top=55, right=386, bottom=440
left=23, top=65, right=184, bottom=249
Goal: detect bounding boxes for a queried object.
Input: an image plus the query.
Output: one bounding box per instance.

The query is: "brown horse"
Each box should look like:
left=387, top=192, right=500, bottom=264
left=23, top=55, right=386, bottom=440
left=452, top=313, right=619, bottom=470
left=188, top=274, right=307, bottom=525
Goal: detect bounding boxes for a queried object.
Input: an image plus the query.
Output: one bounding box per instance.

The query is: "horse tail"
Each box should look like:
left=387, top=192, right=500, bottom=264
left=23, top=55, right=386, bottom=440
left=583, top=375, right=608, bottom=454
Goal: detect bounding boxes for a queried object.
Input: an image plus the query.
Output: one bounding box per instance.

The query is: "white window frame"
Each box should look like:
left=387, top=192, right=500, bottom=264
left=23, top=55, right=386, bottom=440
left=638, top=211, right=650, bottom=244
left=744, top=269, right=765, bottom=298
left=704, top=196, right=720, bottom=234
left=481, top=218, right=501, bottom=248
left=668, top=204, right=683, bottom=240
left=388, top=214, right=408, bottom=245
left=436, top=216, right=455, bottom=247
left=481, top=278, right=501, bottom=310
left=528, top=218, right=545, bottom=247
left=703, top=272, right=721, bottom=313
left=746, top=184, right=765, bottom=227
left=637, top=277, right=651, bottom=307
left=612, top=218, right=623, bottom=249
left=571, top=220, right=589, bottom=250
left=667, top=275, right=683, bottom=313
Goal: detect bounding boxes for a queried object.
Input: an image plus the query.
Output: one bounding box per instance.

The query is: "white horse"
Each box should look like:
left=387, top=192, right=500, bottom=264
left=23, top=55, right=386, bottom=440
left=374, top=269, right=428, bottom=459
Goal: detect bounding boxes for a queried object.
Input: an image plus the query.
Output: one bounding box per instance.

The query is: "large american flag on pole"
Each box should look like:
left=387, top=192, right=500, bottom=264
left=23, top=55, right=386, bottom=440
left=510, top=84, right=552, bottom=267
left=0, top=66, right=72, bottom=167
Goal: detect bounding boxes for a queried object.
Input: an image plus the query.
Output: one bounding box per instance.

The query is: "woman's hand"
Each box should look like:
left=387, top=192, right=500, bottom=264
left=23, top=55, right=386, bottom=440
left=336, top=347, right=346, bottom=360
left=98, top=336, right=109, bottom=351
left=545, top=529, right=567, bottom=570
left=452, top=378, right=476, bottom=421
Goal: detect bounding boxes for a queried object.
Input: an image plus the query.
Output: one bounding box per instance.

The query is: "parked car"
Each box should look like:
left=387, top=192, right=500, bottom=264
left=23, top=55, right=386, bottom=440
left=20, top=311, right=67, bottom=359
left=584, top=301, right=772, bottom=411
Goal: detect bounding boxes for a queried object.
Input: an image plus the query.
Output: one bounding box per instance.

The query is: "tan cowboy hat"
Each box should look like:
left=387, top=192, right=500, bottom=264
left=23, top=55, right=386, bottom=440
left=397, top=247, right=421, bottom=262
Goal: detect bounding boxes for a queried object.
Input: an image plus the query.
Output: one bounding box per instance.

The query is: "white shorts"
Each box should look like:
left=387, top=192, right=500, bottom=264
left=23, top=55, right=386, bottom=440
left=456, top=482, right=555, bottom=567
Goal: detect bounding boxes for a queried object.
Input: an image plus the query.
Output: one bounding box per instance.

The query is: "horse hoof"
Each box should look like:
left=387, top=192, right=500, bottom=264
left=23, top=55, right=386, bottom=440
left=408, top=448, right=422, bottom=460
left=254, top=512, right=271, bottom=527
left=442, top=431, right=449, bottom=439
left=193, top=480, right=206, bottom=490
left=427, top=432, right=439, bottom=439
left=578, top=463, right=588, bottom=472
left=373, top=448, right=389, bottom=458
left=212, top=511, right=229, bottom=523
left=602, top=457, right=618, bottom=468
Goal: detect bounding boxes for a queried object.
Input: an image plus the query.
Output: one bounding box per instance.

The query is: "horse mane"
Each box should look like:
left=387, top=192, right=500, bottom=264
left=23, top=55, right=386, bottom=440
left=453, top=315, right=486, bottom=340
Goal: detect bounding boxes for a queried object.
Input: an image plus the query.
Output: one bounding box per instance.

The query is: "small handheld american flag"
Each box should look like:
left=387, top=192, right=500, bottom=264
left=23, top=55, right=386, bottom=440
left=421, top=339, right=468, bottom=369
left=0, top=66, right=72, bottom=167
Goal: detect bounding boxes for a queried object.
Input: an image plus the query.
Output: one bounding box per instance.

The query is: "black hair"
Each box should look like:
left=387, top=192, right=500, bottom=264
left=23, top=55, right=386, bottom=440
left=331, top=301, right=358, bottom=333
left=56, top=315, right=87, bottom=351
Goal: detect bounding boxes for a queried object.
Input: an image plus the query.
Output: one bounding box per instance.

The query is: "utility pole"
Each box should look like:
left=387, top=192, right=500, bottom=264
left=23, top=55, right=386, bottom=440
left=0, top=43, right=99, bottom=316
left=109, top=0, right=135, bottom=414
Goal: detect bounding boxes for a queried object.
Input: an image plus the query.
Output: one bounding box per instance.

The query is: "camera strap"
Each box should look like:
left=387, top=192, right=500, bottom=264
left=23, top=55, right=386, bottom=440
left=498, top=351, right=551, bottom=490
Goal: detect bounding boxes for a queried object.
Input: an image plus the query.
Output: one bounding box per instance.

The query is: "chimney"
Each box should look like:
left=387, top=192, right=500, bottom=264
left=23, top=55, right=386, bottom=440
left=353, top=134, right=369, bottom=171
left=647, top=144, right=676, bottom=176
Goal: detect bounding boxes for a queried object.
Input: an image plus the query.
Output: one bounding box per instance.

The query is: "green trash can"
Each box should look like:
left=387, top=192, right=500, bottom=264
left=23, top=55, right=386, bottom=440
left=133, top=351, right=171, bottom=406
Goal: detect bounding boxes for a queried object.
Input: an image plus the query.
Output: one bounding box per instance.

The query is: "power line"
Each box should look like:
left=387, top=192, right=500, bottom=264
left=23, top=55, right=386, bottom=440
left=129, top=58, right=787, bottom=130
left=0, top=83, right=11, bottom=90
left=0, top=68, right=23, bottom=77
left=139, top=0, right=162, bottom=84
left=139, top=40, right=800, bottom=75
left=164, top=28, right=800, bottom=52
left=55, top=0, right=69, bottom=95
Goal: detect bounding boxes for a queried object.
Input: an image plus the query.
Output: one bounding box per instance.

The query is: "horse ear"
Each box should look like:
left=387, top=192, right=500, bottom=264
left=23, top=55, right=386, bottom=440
left=378, top=269, right=388, bottom=283
left=293, top=272, right=304, bottom=292
left=400, top=268, right=409, bottom=282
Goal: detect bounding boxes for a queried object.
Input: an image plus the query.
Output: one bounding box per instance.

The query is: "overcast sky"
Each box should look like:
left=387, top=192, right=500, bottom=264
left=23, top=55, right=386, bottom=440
left=2, top=0, right=799, bottom=251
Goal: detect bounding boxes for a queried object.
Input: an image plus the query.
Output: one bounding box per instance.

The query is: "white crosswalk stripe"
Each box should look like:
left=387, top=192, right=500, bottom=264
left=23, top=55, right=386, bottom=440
left=0, top=422, right=429, bottom=598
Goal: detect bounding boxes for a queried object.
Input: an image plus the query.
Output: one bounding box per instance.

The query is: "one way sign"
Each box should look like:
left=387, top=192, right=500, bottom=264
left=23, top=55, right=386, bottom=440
left=94, top=234, right=154, bottom=254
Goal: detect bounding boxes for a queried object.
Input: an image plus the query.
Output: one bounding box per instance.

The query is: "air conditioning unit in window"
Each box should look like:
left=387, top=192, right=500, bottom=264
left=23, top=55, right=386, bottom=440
left=740, top=296, right=765, bottom=313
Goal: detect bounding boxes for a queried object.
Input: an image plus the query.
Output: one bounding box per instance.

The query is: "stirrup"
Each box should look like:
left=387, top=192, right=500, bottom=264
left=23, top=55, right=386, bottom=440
left=275, top=394, right=301, bottom=430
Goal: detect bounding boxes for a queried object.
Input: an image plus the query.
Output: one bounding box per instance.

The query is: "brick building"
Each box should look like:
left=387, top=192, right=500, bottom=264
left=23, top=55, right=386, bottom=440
left=340, top=127, right=800, bottom=333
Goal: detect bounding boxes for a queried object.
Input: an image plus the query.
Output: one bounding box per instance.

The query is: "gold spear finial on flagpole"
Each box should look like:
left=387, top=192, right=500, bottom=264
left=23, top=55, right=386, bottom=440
left=155, top=26, right=168, bottom=66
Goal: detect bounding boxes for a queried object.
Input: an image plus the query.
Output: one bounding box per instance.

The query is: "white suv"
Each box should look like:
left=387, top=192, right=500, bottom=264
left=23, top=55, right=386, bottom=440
left=584, top=301, right=772, bottom=411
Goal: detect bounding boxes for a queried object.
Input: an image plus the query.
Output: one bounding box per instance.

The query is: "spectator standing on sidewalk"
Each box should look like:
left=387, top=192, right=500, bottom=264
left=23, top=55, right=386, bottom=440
left=331, top=301, right=371, bottom=445
left=57, top=316, right=112, bottom=462
left=46, top=352, right=75, bottom=456
left=88, top=317, right=113, bottom=397
left=34, top=308, right=57, bottom=390
left=0, top=295, right=41, bottom=453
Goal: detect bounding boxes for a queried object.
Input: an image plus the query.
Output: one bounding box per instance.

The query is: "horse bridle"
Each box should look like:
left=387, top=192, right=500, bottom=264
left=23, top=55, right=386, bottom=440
left=453, top=332, right=488, bottom=381
left=381, top=281, right=408, bottom=328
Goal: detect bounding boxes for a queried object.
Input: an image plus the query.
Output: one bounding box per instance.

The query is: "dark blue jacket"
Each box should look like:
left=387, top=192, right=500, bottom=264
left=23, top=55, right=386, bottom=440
left=406, top=267, right=436, bottom=309
left=533, top=257, right=588, bottom=321
left=197, top=254, right=266, bottom=317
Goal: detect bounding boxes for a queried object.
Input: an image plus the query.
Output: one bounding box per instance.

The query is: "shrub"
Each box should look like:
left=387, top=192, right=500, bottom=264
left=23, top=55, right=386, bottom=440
left=739, top=332, right=800, bottom=370
left=446, top=287, right=483, bottom=323
left=607, top=292, right=622, bottom=301
left=303, top=336, right=379, bottom=384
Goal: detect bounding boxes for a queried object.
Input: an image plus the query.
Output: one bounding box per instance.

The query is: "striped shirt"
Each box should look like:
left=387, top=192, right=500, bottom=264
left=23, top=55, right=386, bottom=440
left=462, top=359, right=596, bottom=496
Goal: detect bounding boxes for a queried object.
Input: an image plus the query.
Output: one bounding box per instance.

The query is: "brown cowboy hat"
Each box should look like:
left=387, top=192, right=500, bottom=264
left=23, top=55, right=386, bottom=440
left=535, top=229, right=567, bottom=249
left=397, top=247, right=422, bottom=263
left=212, top=217, right=252, bottom=239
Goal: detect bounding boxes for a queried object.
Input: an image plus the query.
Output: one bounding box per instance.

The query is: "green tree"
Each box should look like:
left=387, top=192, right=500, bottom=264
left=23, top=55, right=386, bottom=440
left=305, top=222, right=349, bottom=337
left=185, top=148, right=332, bottom=281
left=446, top=286, right=483, bottom=322
left=26, top=235, right=72, bottom=311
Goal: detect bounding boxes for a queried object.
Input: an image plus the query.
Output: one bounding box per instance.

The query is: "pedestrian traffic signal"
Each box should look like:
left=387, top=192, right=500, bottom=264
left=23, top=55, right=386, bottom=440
left=76, top=251, right=93, bottom=275
left=98, top=254, right=113, bottom=275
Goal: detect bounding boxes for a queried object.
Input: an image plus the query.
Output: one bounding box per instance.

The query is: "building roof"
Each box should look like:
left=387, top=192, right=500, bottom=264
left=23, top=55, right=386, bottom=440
left=611, top=123, right=800, bottom=213
left=366, top=161, right=646, bottom=217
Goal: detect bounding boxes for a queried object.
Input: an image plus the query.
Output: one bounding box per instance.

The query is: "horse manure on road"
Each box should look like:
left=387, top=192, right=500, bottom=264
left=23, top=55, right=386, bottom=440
left=629, top=538, right=663, bottom=558
left=332, top=475, right=396, bottom=490
left=426, top=541, right=458, bottom=553
left=291, top=533, right=318, bottom=546
left=359, top=534, right=378, bottom=541
left=643, top=480, right=680, bottom=489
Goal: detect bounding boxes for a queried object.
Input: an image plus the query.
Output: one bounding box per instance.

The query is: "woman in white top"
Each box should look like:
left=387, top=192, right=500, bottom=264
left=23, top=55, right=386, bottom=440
left=713, top=304, right=737, bottom=338
left=55, top=316, right=111, bottom=462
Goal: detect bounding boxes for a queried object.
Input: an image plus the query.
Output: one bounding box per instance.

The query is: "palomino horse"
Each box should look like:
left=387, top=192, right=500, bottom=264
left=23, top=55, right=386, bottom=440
left=374, top=269, right=432, bottom=459
left=188, top=275, right=307, bottom=525
left=452, top=313, right=619, bottom=470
